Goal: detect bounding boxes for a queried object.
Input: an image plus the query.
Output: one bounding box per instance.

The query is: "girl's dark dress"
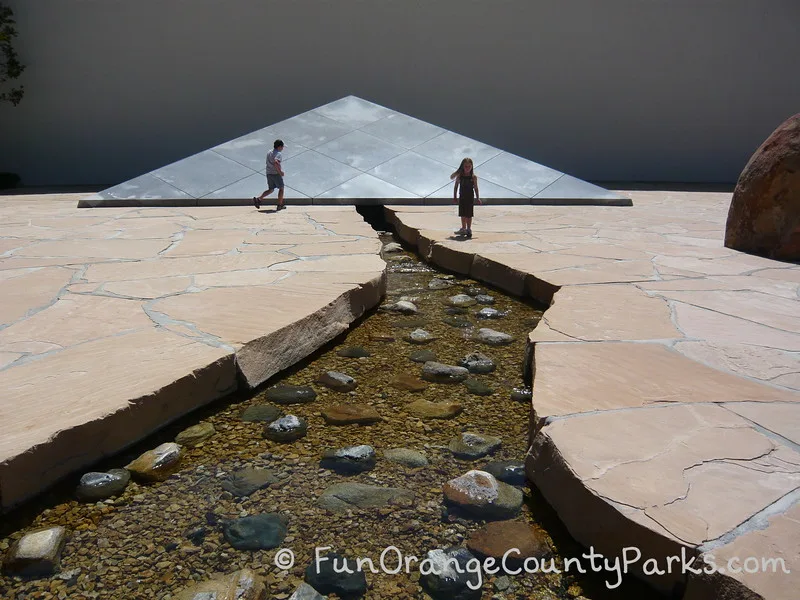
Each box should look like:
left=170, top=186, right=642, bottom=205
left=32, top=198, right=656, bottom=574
left=458, top=174, right=475, bottom=218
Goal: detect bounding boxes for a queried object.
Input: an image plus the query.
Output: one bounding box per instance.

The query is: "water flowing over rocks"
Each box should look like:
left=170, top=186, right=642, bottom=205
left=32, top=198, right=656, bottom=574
left=448, top=433, right=502, bottom=459
left=223, top=513, right=288, bottom=551
left=443, top=470, right=523, bottom=520
left=321, top=404, right=382, bottom=425
left=173, top=569, right=267, bottom=600
left=175, top=422, right=216, bottom=447
left=419, top=547, right=482, bottom=600
left=318, top=371, right=358, bottom=392
left=320, top=445, right=377, bottom=474
left=265, top=384, right=318, bottom=405
left=458, top=352, right=496, bottom=374
left=428, top=278, right=453, bottom=290
left=476, top=328, right=513, bottom=346
left=421, top=361, right=469, bottom=383
left=317, top=483, right=415, bottom=512
left=383, top=448, right=429, bottom=468
left=2, top=526, right=67, bottom=577
left=304, top=552, right=368, bottom=598
left=263, top=415, right=308, bottom=442
left=75, top=469, right=130, bottom=501
left=126, top=443, right=183, bottom=482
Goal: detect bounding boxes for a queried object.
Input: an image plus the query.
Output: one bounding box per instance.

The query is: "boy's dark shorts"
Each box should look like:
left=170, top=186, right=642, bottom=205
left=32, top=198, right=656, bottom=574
left=267, top=174, right=284, bottom=191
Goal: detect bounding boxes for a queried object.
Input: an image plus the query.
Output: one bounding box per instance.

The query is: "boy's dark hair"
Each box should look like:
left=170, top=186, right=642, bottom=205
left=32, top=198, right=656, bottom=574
left=274, top=139, right=284, bottom=149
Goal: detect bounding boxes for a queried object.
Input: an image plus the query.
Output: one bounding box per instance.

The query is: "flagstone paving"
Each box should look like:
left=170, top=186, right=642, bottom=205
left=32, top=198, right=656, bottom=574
left=0, top=194, right=384, bottom=511
left=386, top=190, right=800, bottom=599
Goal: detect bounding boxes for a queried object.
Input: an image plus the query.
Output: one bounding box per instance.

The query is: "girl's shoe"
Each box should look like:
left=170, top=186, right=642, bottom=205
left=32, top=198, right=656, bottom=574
left=454, top=228, right=467, bottom=236
left=466, top=229, right=473, bottom=239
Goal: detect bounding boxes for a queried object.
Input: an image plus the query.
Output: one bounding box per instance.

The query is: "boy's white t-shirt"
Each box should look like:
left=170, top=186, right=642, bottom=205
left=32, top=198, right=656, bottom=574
left=266, top=149, right=283, bottom=175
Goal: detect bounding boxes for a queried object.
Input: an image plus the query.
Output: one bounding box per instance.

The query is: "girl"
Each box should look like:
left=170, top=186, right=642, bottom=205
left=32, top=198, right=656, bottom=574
left=451, top=157, right=481, bottom=238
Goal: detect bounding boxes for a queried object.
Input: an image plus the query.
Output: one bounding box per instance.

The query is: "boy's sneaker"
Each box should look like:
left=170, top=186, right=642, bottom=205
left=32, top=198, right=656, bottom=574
left=253, top=196, right=261, bottom=209
left=454, top=228, right=466, bottom=236
left=277, top=203, right=286, bottom=211
left=466, top=229, right=473, bottom=239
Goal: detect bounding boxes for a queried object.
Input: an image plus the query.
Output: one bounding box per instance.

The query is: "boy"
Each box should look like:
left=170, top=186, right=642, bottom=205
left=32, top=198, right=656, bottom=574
left=253, top=139, right=286, bottom=210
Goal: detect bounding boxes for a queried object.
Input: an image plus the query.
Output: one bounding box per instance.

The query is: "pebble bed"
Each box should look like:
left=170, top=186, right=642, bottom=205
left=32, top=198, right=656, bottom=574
left=0, top=233, right=656, bottom=599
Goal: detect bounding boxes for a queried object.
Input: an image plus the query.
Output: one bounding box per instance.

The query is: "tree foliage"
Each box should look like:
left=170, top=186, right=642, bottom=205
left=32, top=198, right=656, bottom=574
left=0, top=2, right=24, bottom=106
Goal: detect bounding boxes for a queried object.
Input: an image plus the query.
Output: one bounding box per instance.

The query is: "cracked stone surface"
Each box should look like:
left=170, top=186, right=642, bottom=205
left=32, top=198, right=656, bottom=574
left=0, top=194, right=385, bottom=511
left=387, top=190, right=800, bottom=598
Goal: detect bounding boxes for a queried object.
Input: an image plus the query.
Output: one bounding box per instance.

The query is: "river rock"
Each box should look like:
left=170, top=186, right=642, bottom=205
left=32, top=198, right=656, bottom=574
left=458, top=352, right=495, bottom=374
left=475, top=307, right=503, bottom=319
left=383, top=242, right=403, bottom=253
left=265, top=384, right=317, bottom=405
left=449, top=294, right=477, bottom=307
left=443, top=316, right=472, bottom=328
left=383, top=300, right=418, bottom=314
left=428, top=278, right=453, bottom=290
left=76, top=469, right=130, bottom=501
left=305, top=552, right=367, bottom=598
left=264, top=415, right=308, bottom=442
left=175, top=422, right=216, bottom=447
left=240, top=404, right=284, bottom=422
left=466, top=520, right=549, bottom=565
left=289, top=582, right=327, bottom=600
left=407, top=400, right=463, bottom=419
left=383, top=448, right=429, bottom=468
left=476, top=328, right=513, bottom=346
left=221, top=467, right=279, bottom=497
left=510, top=387, right=532, bottom=403
left=464, top=378, right=494, bottom=396
left=317, top=483, right=415, bottom=512
left=174, top=569, right=267, bottom=600
left=318, top=371, right=357, bottom=392
left=420, top=547, right=482, bottom=600
left=475, top=294, right=495, bottom=305
left=320, top=445, right=377, bottom=474
left=391, top=373, right=427, bottom=392
left=421, top=361, right=469, bottom=383
left=223, top=514, right=288, bottom=551
left=465, top=286, right=486, bottom=296
left=449, top=433, right=502, bottom=459
left=322, top=404, right=382, bottom=425
left=406, top=328, right=435, bottom=344
left=445, top=306, right=468, bottom=315
left=443, top=470, right=523, bottom=520
left=409, top=349, right=437, bottom=363
left=724, top=112, right=800, bottom=260
left=337, top=346, right=371, bottom=358
left=3, top=526, right=67, bottom=577
left=126, top=442, right=182, bottom=482
left=482, top=461, right=526, bottom=486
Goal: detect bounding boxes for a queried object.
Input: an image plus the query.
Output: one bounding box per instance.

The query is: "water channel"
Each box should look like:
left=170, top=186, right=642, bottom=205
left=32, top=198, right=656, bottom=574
left=0, top=223, right=657, bottom=599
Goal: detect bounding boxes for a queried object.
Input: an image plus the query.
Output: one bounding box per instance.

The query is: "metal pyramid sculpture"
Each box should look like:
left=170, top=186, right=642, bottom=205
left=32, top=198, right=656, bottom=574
left=80, top=96, right=629, bottom=207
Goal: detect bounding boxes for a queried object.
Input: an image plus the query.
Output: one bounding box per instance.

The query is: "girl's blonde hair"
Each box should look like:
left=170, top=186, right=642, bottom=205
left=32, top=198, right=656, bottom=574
left=451, top=157, right=475, bottom=180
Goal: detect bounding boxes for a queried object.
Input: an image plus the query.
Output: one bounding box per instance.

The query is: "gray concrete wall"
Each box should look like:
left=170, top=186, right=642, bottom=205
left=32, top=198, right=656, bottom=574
left=1, top=0, right=799, bottom=186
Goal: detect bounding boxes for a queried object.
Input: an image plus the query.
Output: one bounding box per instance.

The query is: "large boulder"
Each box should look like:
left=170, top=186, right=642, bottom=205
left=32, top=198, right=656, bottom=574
left=724, top=113, right=800, bottom=260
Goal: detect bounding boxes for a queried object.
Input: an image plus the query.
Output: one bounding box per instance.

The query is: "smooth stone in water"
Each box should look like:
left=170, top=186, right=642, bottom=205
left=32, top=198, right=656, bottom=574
left=445, top=306, right=468, bottom=315
left=3, top=526, right=67, bottom=577
left=465, top=286, right=486, bottom=296
left=443, top=316, right=472, bottom=329
left=175, top=422, right=216, bottom=447
left=464, top=378, right=494, bottom=396
left=476, top=328, right=513, bottom=346
left=428, top=278, right=453, bottom=290
left=383, top=300, right=418, bottom=314
left=476, top=307, right=503, bottom=319
left=421, top=361, right=469, bottom=384
left=126, top=442, right=182, bottom=482
left=322, top=404, right=382, bottom=425
left=407, top=400, right=464, bottom=419
left=482, top=461, right=526, bottom=486
left=406, top=328, right=435, bottom=344
left=320, top=445, right=377, bottom=474
left=458, top=352, right=495, bottom=374
left=420, top=547, right=482, bottom=600
left=443, top=470, right=523, bottom=520
left=387, top=254, right=412, bottom=263
left=221, top=467, right=279, bottom=497
left=466, top=520, right=549, bottom=564
left=449, top=432, right=502, bottom=459
left=449, top=294, right=477, bottom=307
left=264, top=415, right=308, bottom=442
left=382, top=242, right=403, bottom=253
left=223, top=513, right=288, bottom=551
left=173, top=569, right=266, bottom=600
left=289, top=582, right=327, bottom=600
left=475, top=294, right=495, bottom=305
left=240, top=404, right=284, bottom=423
left=409, top=349, right=437, bottom=363
left=76, top=469, right=130, bottom=501
left=391, top=373, right=427, bottom=392
left=383, top=448, right=429, bottom=468
left=305, top=552, right=367, bottom=598
left=266, top=384, right=317, bottom=405
left=510, top=387, right=532, bottom=403
left=318, top=371, right=357, bottom=392
left=337, top=346, right=371, bottom=358
left=317, top=483, right=415, bottom=512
